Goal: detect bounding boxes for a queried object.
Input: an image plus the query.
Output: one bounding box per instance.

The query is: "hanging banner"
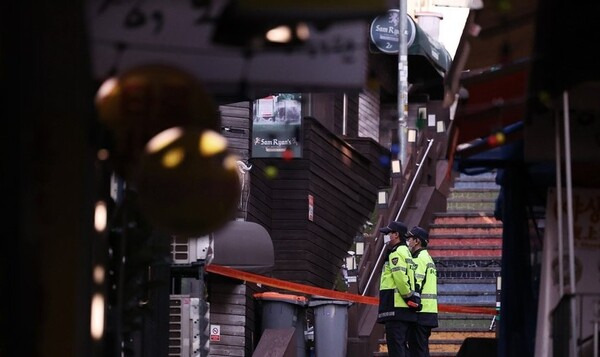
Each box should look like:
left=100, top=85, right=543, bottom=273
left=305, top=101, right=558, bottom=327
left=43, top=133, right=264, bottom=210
left=251, top=93, right=303, bottom=158
left=86, top=0, right=369, bottom=98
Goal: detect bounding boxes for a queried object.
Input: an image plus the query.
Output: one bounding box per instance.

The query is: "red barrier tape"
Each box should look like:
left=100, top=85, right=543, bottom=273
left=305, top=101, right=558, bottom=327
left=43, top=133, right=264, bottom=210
left=206, top=264, right=497, bottom=315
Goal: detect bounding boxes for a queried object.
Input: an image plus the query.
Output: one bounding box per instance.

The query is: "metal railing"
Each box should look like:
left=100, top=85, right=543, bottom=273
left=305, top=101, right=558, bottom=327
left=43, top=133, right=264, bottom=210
left=361, top=138, right=435, bottom=296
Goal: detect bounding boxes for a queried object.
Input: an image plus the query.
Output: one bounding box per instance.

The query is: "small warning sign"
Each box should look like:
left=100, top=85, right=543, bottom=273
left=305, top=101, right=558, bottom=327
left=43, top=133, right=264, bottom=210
left=210, top=324, right=221, bottom=342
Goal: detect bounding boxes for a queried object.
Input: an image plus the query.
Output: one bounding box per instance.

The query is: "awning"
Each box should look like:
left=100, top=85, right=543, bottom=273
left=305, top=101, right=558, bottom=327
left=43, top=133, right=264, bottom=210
left=211, top=220, right=274, bottom=275
left=406, top=15, right=451, bottom=75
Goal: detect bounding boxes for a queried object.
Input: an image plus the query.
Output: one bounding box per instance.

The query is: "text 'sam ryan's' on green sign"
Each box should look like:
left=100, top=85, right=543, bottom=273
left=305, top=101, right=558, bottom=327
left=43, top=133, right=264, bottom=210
left=252, top=94, right=303, bottom=159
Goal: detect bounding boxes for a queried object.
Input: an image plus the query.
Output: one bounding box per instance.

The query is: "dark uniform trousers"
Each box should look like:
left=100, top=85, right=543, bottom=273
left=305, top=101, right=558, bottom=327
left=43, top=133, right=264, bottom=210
left=385, top=320, right=411, bottom=357
left=408, top=323, right=432, bottom=357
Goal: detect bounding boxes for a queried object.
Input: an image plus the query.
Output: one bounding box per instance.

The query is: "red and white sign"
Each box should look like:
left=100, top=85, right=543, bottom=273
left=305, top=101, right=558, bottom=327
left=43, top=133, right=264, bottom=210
left=210, top=324, right=221, bottom=342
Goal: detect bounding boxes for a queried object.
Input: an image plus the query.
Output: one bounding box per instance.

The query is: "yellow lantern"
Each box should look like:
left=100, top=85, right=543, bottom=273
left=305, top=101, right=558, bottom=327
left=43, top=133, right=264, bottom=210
left=95, top=64, right=219, bottom=179
left=135, top=127, right=240, bottom=236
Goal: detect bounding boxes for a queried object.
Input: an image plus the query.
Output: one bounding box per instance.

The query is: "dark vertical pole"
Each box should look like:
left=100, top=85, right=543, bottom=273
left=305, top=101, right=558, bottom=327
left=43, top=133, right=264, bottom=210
left=2, top=1, right=96, bottom=356
left=143, top=261, right=170, bottom=357
left=497, top=166, right=536, bottom=357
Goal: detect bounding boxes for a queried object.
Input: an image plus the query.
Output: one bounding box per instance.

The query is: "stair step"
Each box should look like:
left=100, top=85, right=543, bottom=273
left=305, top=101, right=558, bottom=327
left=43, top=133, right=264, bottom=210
left=430, top=226, right=502, bottom=235
left=436, top=265, right=501, bottom=271
left=429, top=236, right=502, bottom=243
left=430, top=242, right=502, bottom=249
left=435, top=258, right=502, bottom=264
left=438, top=283, right=496, bottom=293
left=456, top=171, right=497, bottom=180
left=438, top=312, right=496, bottom=319
left=430, top=222, right=503, bottom=229
left=438, top=318, right=494, bottom=330
left=439, top=278, right=497, bottom=284
left=436, top=269, right=501, bottom=280
left=453, top=181, right=500, bottom=189
left=430, top=343, right=461, bottom=353
left=433, top=326, right=495, bottom=332
left=449, top=189, right=500, bottom=200
left=447, top=200, right=496, bottom=211
left=431, top=331, right=496, bottom=340
left=439, top=290, right=496, bottom=297
left=429, top=234, right=502, bottom=240
left=432, top=214, right=501, bottom=225
left=430, top=250, right=502, bottom=258
left=439, top=296, right=496, bottom=306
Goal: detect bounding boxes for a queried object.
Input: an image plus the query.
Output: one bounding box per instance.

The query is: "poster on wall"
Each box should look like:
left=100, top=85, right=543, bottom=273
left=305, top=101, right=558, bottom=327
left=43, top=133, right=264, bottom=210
left=534, top=188, right=600, bottom=357
left=251, top=93, right=303, bottom=159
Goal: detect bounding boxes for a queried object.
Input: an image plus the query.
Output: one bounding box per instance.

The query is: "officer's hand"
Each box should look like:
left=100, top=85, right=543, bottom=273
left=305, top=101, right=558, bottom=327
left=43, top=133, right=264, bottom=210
left=405, top=293, right=422, bottom=311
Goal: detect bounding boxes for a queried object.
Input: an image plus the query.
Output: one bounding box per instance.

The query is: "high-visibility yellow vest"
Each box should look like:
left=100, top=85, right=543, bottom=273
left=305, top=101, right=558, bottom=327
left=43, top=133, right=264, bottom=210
left=377, top=243, right=417, bottom=323
left=413, top=248, right=439, bottom=327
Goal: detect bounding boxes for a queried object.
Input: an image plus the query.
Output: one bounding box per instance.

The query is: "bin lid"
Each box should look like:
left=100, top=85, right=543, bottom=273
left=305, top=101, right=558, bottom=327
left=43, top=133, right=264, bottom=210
left=308, top=297, right=353, bottom=307
left=254, top=292, right=308, bottom=306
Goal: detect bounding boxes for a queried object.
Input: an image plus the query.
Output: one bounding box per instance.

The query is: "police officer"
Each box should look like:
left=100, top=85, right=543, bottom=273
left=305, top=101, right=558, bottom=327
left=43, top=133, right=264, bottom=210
left=406, top=226, right=438, bottom=357
left=377, top=221, right=422, bottom=357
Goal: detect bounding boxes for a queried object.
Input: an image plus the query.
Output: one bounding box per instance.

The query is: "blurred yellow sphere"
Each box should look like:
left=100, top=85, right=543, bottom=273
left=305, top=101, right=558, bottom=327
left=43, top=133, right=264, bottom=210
left=135, top=127, right=241, bottom=236
left=264, top=165, right=278, bottom=179
left=495, top=132, right=506, bottom=145
left=95, top=64, right=219, bottom=179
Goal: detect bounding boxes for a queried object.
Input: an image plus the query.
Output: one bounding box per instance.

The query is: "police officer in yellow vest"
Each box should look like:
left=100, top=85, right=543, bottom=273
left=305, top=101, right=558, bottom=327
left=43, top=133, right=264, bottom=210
left=406, top=226, right=438, bottom=357
left=377, top=221, right=422, bottom=357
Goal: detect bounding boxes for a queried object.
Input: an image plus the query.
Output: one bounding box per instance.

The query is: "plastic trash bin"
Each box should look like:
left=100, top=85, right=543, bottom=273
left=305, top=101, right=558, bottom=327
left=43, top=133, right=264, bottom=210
left=254, top=292, right=308, bottom=357
left=308, top=297, right=352, bottom=357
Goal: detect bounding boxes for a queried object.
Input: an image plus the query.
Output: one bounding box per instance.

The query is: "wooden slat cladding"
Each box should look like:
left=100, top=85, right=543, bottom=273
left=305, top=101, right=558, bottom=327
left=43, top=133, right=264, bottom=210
left=207, top=275, right=263, bottom=357
left=247, top=117, right=389, bottom=289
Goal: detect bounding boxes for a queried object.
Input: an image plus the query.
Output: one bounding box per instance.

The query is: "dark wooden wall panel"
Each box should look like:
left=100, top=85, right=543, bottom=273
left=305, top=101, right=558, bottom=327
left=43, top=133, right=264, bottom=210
left=207, top=276, right=262, bottom=357
left=246, top=118, right=388, bottom=288
left=346, top=93, right=360, bottom=138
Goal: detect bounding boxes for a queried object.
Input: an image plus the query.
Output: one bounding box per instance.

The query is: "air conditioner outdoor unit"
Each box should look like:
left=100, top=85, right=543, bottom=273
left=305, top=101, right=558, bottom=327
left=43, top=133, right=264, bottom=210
left=170, top=235, right=212, bottom=265
left=169, top=295, right=203, bottom=357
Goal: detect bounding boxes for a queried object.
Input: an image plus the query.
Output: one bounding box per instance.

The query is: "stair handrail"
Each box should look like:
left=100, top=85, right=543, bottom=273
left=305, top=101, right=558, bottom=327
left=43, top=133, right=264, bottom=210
left=361, top=138, right=435, bottom=296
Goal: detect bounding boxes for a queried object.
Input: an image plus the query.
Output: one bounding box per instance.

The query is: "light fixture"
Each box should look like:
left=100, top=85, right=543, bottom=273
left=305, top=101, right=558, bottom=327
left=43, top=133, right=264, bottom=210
left=391, top=159, right=401, bottom=175
left=90, top=293, right=105, bottom=340
left=378, top=189, right=389, bottom=207
left=266, top=25, right=292, bottom=43
left=355, top=241, right=364, bottom=255
left=437, top=121, right=445, bottom=133
left=346, top=251, right=356, bottom=271
left=408, top=129, right=417, bottom=143
left=94, top=201, right=107, bottom=232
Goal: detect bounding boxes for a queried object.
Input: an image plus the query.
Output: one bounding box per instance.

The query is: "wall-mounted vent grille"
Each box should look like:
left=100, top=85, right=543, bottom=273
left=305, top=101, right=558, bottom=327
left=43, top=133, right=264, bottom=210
left=169, top=295, right=203, bottom=357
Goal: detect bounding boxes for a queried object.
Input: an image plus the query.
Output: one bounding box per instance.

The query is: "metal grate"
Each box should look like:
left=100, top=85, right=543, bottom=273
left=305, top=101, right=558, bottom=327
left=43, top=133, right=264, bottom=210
left=171, top=237, right=190, bottom=264
left=169, top=295, right=191, bottom=357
